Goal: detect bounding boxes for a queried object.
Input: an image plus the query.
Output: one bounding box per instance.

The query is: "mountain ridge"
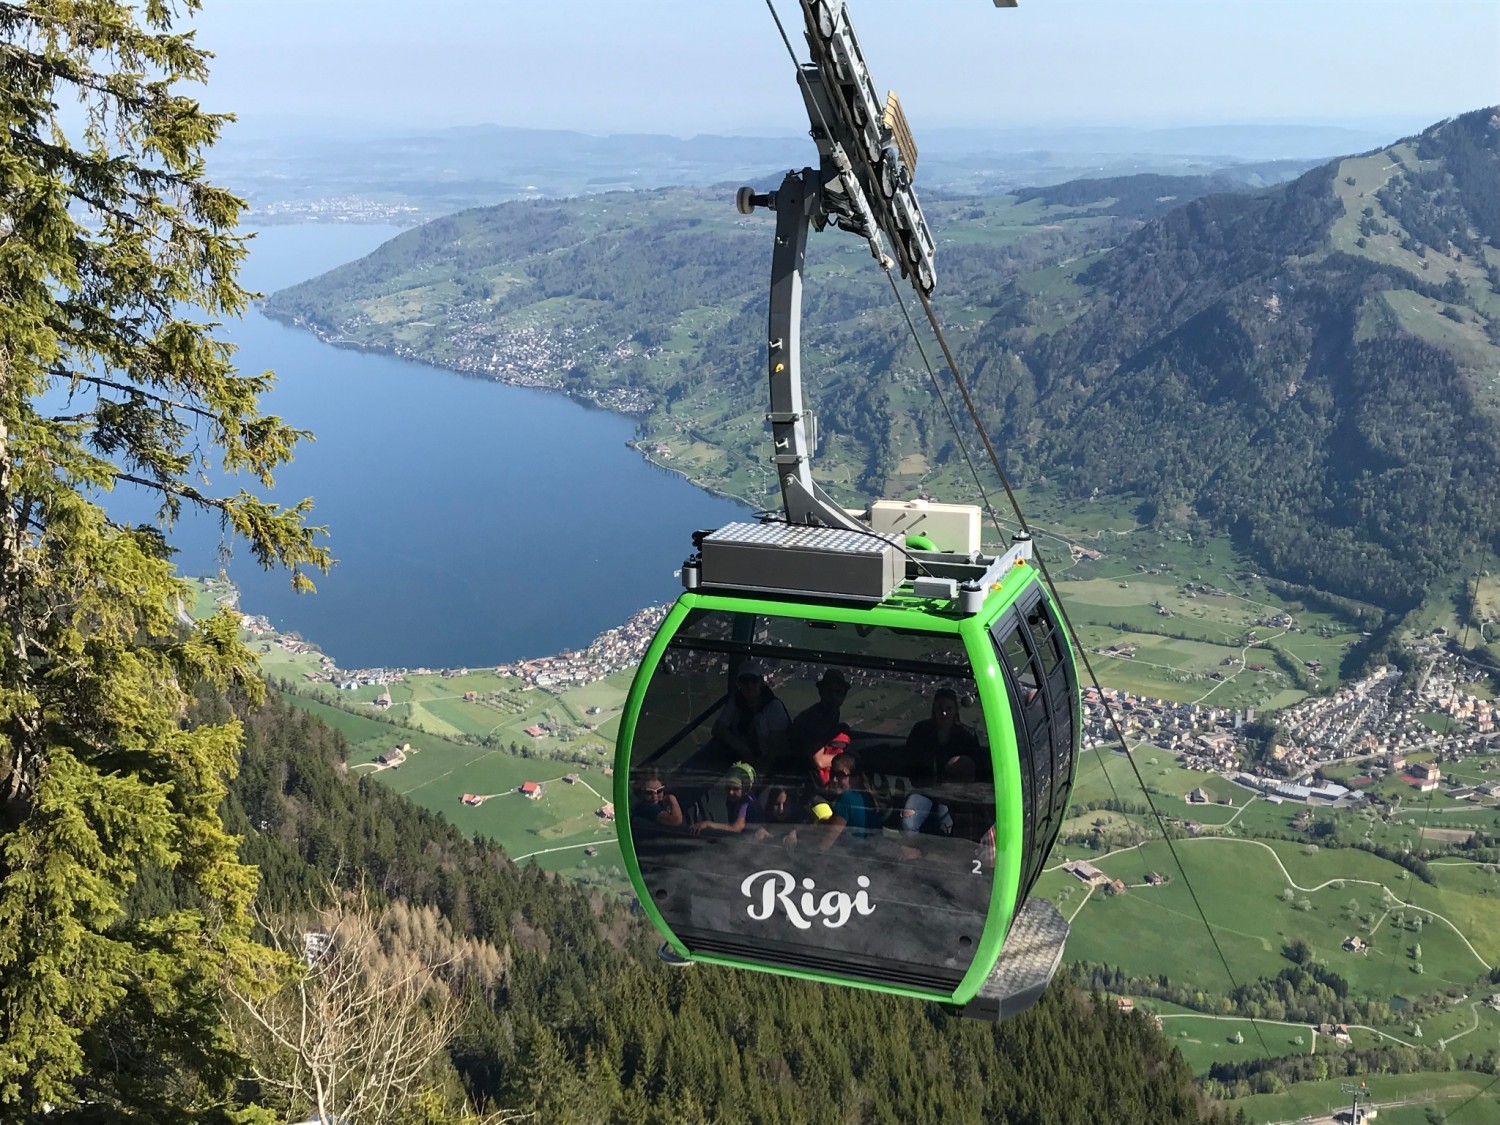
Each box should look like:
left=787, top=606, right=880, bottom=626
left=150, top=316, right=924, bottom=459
left=264, top=108, right=1500, bottom=619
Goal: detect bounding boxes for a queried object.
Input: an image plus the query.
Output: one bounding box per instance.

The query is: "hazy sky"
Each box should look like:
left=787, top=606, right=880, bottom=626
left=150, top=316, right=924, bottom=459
left=194, top=0, right=1498, bottom=137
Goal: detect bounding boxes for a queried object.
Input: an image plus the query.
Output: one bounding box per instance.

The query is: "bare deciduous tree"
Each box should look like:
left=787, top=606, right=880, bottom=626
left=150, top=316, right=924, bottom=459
left=228, top=893, right=478, bottom=1124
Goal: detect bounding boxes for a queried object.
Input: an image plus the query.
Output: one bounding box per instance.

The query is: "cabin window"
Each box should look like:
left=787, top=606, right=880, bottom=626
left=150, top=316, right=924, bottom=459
left=628, top=608, right=996, bottom=991
left=990, top=593, right=1077, bottom=900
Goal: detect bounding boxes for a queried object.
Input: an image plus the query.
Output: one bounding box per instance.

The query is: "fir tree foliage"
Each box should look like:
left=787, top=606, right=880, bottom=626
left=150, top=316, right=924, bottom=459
left=0, top=0, right=327, bottom=1113
left=231, top=694, right=1244, bottom=1125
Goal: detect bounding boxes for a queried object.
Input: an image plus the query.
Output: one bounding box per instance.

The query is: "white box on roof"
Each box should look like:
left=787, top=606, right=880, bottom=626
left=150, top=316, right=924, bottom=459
left=869, top=499, right=981, bottom=554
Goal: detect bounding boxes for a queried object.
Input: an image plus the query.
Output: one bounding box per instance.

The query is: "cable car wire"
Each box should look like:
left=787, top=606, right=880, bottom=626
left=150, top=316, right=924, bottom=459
left=911, top=225, right=1277, bottom=1065
left=883, top=271, right=1004, bottom=541
left=1446, top=1070, right=1500, bottom=1121
left=760, top=0, right=1271, bottom=1059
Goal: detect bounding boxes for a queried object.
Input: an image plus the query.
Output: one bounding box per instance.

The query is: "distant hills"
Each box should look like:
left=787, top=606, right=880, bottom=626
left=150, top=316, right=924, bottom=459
left=217, top=120, right=1394, bottom=221
left=265, top=108, right=1500, bottom=619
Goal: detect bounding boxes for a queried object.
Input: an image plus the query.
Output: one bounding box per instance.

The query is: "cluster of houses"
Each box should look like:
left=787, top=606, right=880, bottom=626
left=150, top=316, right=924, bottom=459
left=388, top=312, right=656, bottom=416
left=1088, top=652, right=1500, bottom=813
left=283, top=606, right=669, bottom=716
left=495, top=605, right=667, bottom=690
left=1062, top=860, right=1128, bottom=896
left=255, top=196, right=421, bottom=223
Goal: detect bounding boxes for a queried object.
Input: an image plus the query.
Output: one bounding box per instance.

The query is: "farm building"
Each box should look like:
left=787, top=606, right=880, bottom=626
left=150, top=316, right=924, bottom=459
left=519, top=782, right=544, bottom=800
left=1063, top=860, right=1107, bottom=886
left=375, top=743, right=409, bottom=767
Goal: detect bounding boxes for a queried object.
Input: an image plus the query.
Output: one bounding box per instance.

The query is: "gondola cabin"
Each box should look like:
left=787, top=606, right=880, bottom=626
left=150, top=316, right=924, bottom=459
left=615, top=515, right=1079, bottom=1017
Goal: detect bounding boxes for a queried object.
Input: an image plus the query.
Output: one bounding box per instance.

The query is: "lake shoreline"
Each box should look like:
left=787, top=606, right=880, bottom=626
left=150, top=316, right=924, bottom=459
left=146, top=224, right=748, bottom=671
left=261, top=304, right=764, bottom=512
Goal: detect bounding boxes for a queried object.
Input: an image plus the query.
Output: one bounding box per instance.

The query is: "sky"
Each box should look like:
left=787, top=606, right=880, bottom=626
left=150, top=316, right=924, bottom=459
left=192, top=0, right=1498, bottom=139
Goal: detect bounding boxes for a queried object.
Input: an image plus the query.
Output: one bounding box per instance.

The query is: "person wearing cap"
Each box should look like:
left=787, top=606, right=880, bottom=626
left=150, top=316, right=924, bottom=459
left=789, top=668, right=850, bottom=761
left=690, top=763, right=763, bottom=836
left=905, top=687, right=981, bottom=786
left=807, top=728, right=852, bottom=801
left=709, top=662, right=790, bottom=772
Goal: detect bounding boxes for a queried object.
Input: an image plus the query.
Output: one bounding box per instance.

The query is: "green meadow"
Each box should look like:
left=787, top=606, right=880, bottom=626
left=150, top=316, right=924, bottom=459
left=1153, top=1012, right=1319, bottom=1077
left=1235, top=1071, right=1499, bottom=1125
left=283, top=696, right=623, bottom=884
left=1050, top=835, right=1498, bottom=1003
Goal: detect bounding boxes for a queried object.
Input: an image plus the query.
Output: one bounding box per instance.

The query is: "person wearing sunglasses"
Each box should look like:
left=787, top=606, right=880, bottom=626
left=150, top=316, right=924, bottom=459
left=631, top=773, right=683, bottom=828
left=820, top=751, right=881, bottom=849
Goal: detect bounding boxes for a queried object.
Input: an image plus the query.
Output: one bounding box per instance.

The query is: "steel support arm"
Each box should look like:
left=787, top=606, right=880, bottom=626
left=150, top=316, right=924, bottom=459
left=765, top=169, right=868, bottom=531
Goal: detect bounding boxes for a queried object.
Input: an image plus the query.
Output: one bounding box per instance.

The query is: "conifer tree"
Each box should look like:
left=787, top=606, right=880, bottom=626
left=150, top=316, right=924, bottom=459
left=0, top=0, right=327, bottom=1114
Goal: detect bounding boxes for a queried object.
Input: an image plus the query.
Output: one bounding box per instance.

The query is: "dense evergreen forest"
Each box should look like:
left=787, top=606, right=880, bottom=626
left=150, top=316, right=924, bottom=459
left=214, top=691, right=1242, bottom=1124
left=267, top=108, right=1500, bottom=622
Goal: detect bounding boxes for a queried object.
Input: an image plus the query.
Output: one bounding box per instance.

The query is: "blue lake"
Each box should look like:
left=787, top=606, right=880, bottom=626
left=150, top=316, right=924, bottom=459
left=123, top=224, right=747, bottom=669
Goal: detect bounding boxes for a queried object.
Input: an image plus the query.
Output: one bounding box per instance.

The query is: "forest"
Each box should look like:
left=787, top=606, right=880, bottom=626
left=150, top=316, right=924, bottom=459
left=207, top=691, right=1246, bottom=1124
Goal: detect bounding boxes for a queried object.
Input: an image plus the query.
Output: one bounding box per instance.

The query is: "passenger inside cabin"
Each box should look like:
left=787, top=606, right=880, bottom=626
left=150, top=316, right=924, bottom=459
left=900, top=755, right=990, bottom=841
left=690, top=763, right=764, bottom=836
left=789, top=668, right=850, bottom=759
left=754, top=784, right=804, bottom=846
left=710, top=663, right=790, bottom=773
left=631, top=773, right=684, bottom=828
left=905, top=687, right=981, bottom=786
left=820, top=751, right=882, bottom=848
left=807, top=728, right=851, bottom=803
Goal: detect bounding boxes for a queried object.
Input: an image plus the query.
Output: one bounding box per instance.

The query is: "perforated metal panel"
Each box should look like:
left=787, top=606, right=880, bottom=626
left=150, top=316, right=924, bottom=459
left=962, top=897, right=1069, bottom=1021
left=698, top=521, right=902, bottom=602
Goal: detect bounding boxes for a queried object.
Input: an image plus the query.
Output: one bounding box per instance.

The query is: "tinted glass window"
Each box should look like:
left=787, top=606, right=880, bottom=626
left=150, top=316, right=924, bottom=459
left=629, top=609, right=996, bottom=990
left=992, top=593, right=1078, bottom=902
left=677, top=608, right=971, bottom=669
left=1025, top=601, right=1066, bottom=678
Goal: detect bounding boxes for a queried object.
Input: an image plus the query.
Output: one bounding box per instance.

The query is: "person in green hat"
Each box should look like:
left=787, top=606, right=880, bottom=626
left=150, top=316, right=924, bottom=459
left=690, top=762, right=764, bottom=836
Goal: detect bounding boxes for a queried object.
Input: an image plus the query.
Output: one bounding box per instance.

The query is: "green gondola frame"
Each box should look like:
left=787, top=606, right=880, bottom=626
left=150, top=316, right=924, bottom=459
left=613, top=557, right=1078, bottom=1008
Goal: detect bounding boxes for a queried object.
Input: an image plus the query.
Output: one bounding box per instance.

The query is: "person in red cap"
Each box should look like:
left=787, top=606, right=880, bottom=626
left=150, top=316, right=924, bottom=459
left=807, top=727, right=852, bottom=803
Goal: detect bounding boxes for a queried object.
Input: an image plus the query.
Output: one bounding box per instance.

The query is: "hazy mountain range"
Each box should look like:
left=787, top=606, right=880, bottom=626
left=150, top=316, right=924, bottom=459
left=217, top=120, right=1413, bottom=221
left=266, top=108, right=1500, bottom=625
